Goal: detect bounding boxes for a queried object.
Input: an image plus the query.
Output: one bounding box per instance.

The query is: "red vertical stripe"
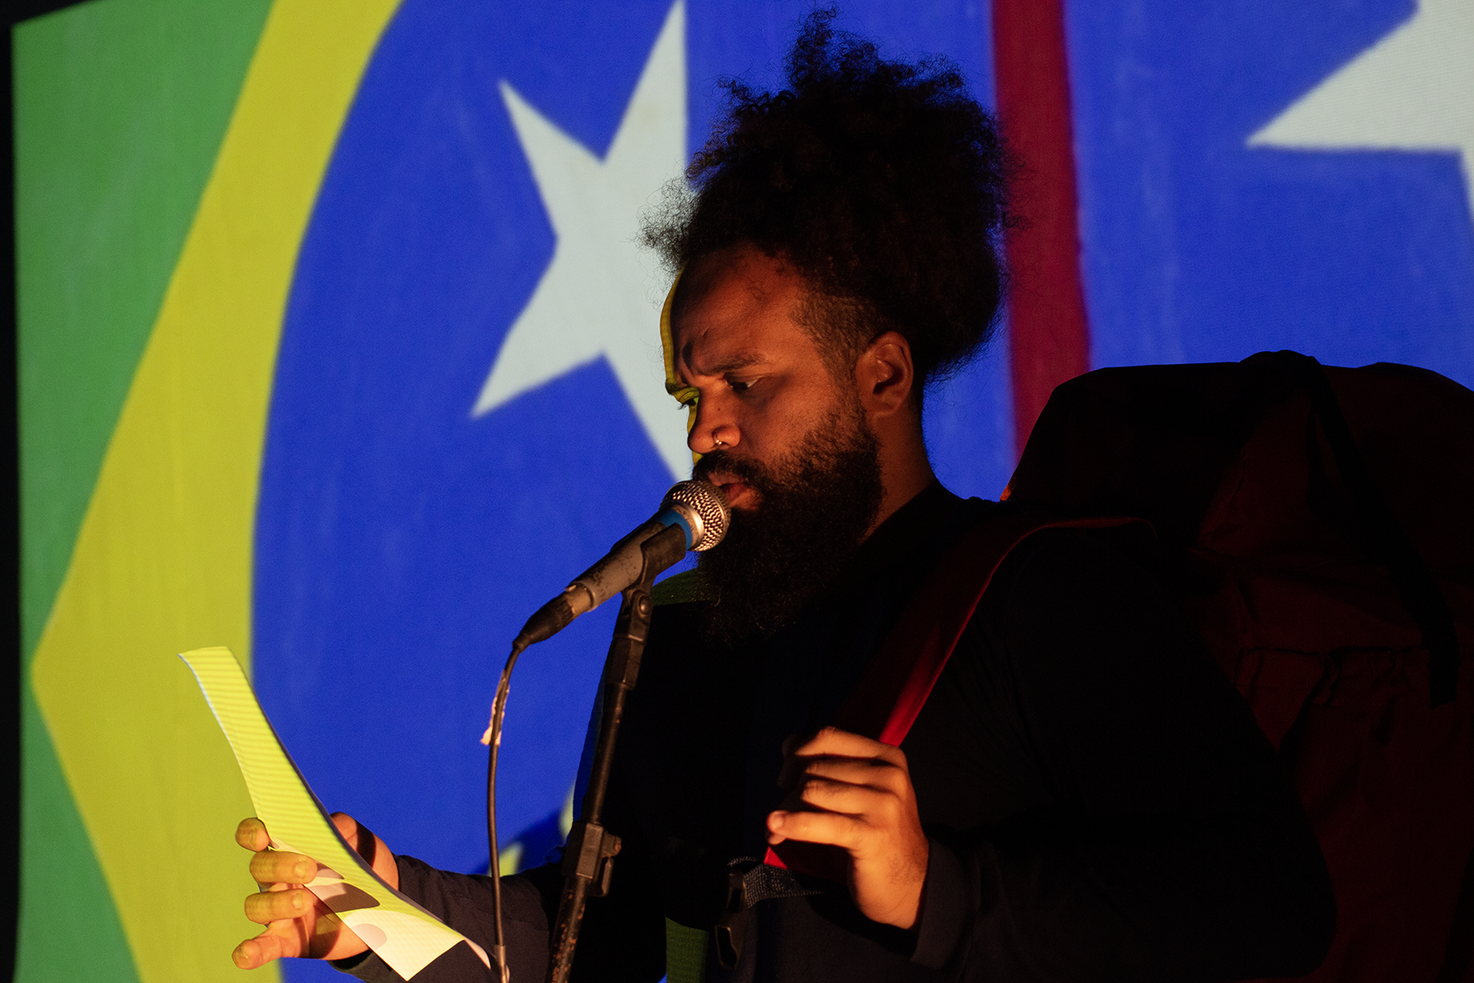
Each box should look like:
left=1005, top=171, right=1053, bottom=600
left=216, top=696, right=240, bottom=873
left=992, top=0, right=1091, bottom=459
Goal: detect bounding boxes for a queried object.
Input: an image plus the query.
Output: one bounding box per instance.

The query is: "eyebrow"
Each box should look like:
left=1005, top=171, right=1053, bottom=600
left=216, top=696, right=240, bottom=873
left=677, top=350, right=771, bottom=382
left=707, top=353, right=769, bottom=373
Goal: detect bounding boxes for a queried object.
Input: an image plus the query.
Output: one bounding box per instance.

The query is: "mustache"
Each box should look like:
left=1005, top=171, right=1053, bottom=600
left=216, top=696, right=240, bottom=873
left=693, top=451, right=773, bottom=492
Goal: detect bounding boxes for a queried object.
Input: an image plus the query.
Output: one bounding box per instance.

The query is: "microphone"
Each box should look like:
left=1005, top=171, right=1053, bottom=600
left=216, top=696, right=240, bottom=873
left=512, top=480, right=730, bottom=650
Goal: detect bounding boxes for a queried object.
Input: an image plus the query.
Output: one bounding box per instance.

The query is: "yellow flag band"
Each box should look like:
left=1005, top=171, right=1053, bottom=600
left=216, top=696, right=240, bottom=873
left=660, top=270, right=701, bottom=453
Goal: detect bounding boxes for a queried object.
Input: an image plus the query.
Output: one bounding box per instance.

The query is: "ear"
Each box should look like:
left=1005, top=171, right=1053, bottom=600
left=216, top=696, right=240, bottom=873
left=853, top=331, right=916, bottom=422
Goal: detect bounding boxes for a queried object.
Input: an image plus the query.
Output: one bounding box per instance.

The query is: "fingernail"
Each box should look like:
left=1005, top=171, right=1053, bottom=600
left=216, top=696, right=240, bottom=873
left=295, top=861, right=313, bottom=880
left=769, top=811, right=785, bottom=829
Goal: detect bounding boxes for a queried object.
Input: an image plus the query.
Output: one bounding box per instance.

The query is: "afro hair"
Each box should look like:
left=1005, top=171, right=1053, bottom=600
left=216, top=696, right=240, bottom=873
left=644, top=9, right=1011, bottom=390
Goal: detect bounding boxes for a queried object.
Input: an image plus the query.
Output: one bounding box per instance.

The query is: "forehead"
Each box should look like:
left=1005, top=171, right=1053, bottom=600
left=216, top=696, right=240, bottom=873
left=669, top=249, right=816, bottom=371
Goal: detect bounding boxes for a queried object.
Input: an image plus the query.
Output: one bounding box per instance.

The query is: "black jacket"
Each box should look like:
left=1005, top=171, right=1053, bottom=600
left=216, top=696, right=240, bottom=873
left=347, top=484, right=1334, bottom=982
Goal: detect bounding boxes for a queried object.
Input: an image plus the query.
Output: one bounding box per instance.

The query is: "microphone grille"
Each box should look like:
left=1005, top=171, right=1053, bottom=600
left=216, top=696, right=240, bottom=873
left=664, top=480, right=731, bottom=551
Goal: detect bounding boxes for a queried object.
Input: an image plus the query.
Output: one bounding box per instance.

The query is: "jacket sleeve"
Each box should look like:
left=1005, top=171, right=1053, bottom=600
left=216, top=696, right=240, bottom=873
left=336, top=701, right=667, bottom=983
left=334, top=859, right=554, bottom=983
left=906, top=529, right=1335, bottom=982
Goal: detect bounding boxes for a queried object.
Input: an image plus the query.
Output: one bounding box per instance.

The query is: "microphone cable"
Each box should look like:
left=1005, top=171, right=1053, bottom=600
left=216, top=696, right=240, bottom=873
left=482, top=638, right=526, bottom=983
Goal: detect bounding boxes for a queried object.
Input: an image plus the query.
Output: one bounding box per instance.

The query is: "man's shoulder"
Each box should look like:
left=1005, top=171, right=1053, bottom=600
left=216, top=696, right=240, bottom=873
left=940, top=504, right=1166, bottom=651
left=943, top=499, right=1154, bottom=585
left=651, top=569, right=712, bottom=607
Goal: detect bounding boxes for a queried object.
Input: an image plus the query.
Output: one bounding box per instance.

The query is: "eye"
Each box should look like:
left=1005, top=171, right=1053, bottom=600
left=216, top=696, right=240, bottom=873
left=728, top=378, right=755, bottom=394
left=670, top=385, right=700, bottom=409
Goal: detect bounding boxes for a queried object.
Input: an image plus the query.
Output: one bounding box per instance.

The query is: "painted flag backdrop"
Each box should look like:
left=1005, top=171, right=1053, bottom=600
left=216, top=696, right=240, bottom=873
left=13, top=1, right=1472, bottom=982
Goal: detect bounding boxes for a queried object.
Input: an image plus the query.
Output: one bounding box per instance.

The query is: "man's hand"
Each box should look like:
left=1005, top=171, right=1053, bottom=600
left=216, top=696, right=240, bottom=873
left=232, top=813, right=399, bottom=969
left=767, top=727, right=930, bottom=930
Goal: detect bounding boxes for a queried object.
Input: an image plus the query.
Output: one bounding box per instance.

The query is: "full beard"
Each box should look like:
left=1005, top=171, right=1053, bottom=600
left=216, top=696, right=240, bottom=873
left=693, top=402, right=883, bottom=646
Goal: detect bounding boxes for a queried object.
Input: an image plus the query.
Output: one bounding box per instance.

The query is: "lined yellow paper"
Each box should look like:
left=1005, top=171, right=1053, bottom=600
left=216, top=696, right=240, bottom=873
left=180, top=647, right=489, bottom=979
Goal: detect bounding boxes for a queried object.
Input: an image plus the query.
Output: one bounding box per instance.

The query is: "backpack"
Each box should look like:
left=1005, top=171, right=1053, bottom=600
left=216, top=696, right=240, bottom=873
left=999, top=351, right=1474, bottom=983
left=671, top=351, right=1473, bottom=981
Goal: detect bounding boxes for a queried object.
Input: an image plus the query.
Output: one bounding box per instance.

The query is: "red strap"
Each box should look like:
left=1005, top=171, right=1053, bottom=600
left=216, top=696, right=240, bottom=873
left=765, top=509, right=1144, bottom=876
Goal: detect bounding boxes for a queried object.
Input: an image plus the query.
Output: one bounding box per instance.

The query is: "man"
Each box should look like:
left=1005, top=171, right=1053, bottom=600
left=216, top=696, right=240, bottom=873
left=235, top=15, right=1335, bottom=981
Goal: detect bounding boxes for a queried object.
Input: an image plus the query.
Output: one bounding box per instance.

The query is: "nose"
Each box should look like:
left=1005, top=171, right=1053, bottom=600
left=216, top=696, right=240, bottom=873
left=687, top=397, right=738, bottom=455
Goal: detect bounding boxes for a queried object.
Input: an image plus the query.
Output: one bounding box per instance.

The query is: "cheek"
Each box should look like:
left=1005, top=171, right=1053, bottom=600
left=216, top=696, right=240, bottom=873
left=747, top=390, right=838, bottom=456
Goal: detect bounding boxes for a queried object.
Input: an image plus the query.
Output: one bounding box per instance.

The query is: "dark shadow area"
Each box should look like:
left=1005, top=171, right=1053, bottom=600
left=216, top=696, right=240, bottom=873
left=5, top=5, right=90, bottom=980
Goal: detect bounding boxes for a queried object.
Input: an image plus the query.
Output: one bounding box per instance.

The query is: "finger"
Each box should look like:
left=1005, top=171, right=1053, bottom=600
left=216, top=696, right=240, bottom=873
left=793, top=776, right=889, bottom=818
left=330, top=812, right=379, bottom=868
left=250, top=850, right=318, bottom=886
left=767, top=808, right=864, bottom=850
left=244, top=887, right=317, bottom=926
left=777, top=746, right=867, bottom=791
left=791, top=727, right=904, bottom=766
left=777, top=729, right=906, bottom=789
left=329, top=812, right=362, bottom=850
left=329, top=813, right=400, bottom=890
left=799, top=756, right=906, bottom=791
left=776, top=730, right=835, bottom=789
left=777, top=751, right=853, bottom=792
left=777, top=747, right=903, bottom=792
left=233, top=925, right=304, bottom=969
left=236, top=818, right=270, bottom=852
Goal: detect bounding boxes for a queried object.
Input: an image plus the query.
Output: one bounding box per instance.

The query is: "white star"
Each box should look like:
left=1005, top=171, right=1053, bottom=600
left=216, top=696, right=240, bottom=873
left=474, top=0, right=691, bottom=478
left=1249, top=0, right=1474, bottom=227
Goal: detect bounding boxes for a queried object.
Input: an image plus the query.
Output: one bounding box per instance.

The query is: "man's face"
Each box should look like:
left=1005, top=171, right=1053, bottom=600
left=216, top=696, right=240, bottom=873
left=670, top=247, right=884, bottom=641
left=670, top=246, right=852, bottom=505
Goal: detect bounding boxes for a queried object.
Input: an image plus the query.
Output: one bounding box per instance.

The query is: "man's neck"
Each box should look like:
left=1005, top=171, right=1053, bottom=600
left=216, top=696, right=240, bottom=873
left=868, top=438, right=935, bottom=539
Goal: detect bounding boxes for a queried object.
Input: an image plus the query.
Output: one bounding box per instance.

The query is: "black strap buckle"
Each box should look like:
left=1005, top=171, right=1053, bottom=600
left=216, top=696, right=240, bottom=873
left=713, top=864, right=751, bottom=968
left=711, top=858, right=821, bottom=968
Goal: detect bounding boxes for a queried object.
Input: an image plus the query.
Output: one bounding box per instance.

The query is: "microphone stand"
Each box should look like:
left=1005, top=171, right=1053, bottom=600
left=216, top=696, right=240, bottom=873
left=545, top=527, right=686, bottom=983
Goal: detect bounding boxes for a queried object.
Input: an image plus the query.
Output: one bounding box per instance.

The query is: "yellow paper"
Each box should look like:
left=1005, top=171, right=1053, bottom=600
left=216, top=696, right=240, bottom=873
left=180, top=647, right=488, bottom=980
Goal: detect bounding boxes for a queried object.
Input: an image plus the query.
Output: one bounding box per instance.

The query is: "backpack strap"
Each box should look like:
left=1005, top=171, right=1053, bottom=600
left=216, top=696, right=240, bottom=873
left=764, top=504, right=1146, bottom=877
left=1269, top=350, right=1460, bottom=708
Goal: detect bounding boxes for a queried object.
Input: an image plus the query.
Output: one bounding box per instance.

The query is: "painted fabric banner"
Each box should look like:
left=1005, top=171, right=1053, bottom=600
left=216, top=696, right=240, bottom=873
left=14, top=1, right=1471, bottom=982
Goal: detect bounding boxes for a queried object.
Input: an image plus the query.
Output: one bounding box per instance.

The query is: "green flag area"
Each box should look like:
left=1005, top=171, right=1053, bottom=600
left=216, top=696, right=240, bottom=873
left=14, top=1, right=398, bottom=979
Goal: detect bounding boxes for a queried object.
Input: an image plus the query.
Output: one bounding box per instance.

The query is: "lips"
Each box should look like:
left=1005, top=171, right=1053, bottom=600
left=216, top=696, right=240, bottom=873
left=702, top=471, right=758, bottom=510
left=717, top=481, right=756, bottom=509
left=695, top=450, right=769, bottom=512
